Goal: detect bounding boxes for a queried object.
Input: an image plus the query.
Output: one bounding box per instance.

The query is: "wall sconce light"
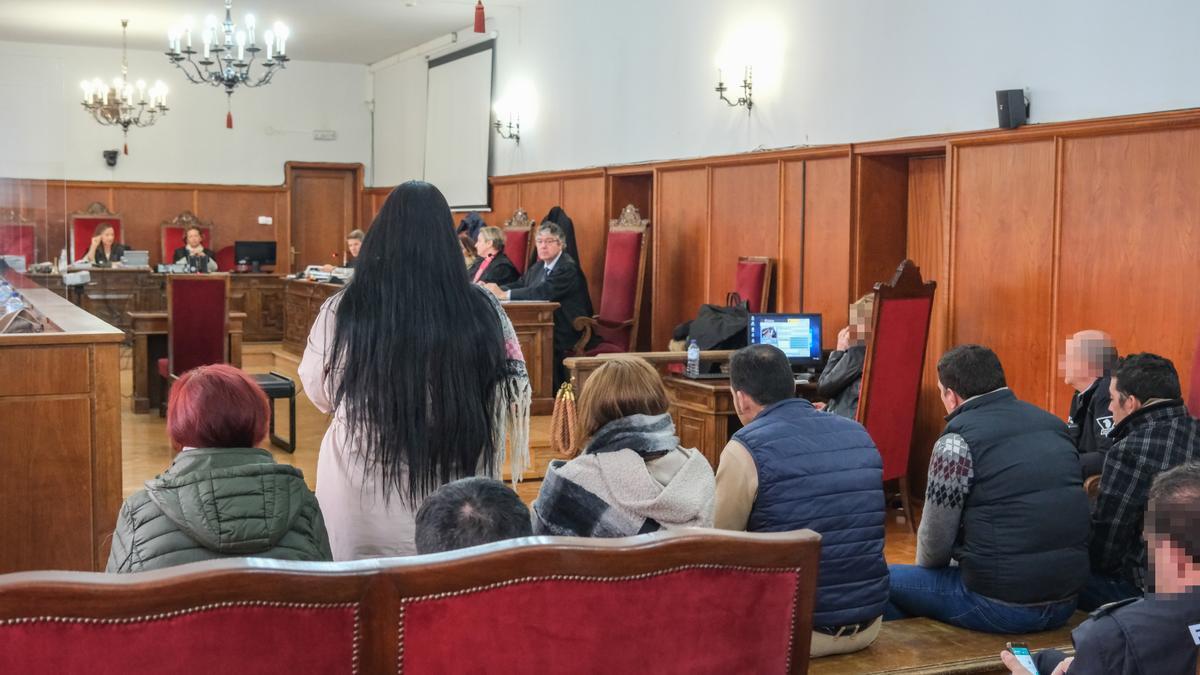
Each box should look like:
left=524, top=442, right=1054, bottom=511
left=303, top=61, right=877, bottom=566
left=493, top=114, right=520, bottom=144
left=715, top=66, right=753, bottom=113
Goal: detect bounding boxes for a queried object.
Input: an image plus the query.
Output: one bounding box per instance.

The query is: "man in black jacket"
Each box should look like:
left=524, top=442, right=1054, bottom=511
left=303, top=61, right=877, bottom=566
left=485, top=221, right=593, bottom=387
left=1061, top=330, right=1118, bottom=477
left=1083, top=352, right=1200, bottom=610
left=1002, top=463, right=1200, bottom=675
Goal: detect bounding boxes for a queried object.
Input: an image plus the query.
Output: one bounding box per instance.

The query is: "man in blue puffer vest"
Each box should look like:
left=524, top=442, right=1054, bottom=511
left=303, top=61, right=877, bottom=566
left=714, top=344, right=889, bottom=658
left=885, top=344, right=1090, bottom=633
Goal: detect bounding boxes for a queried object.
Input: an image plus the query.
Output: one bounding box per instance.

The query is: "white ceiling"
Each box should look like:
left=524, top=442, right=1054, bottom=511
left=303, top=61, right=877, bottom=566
left=0, top=0, right=508, bottom=64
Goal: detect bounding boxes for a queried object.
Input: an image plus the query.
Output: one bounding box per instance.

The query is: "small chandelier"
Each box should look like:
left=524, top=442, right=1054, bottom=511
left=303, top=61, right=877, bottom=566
left=715, top=66, right=753, bottom=113
left=80, top=20, right=169, bottom=155
left=165, top=0, right=291, bottom=129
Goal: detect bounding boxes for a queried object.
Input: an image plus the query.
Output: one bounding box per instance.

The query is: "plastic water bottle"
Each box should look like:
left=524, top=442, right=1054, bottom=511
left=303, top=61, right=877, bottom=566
left=686, top=339, right=700, bottom=378
left=4, top=293, right=23, bottom=314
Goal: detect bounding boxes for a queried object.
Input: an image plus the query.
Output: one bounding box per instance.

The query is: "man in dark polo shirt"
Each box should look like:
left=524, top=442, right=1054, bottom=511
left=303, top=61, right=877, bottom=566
left=1002, top=463, right=1200, bottom=675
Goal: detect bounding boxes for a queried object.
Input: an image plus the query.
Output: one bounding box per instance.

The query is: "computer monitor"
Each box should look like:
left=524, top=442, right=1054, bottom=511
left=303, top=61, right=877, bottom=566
left=234, top=241, right=276, bottom=272
left=747, top=313, right=823, bottom=366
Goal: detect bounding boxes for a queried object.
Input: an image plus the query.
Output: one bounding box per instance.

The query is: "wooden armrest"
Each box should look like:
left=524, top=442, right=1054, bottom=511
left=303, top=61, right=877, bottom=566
left=571, top=316, right=635, bottom=355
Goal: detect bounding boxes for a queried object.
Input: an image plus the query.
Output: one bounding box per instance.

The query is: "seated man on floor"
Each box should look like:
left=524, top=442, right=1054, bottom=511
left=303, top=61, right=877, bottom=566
left=1084, top=352, right=1200, bottom=610
left=713, top=344, right=888, bottom=658
left=1001, top=463, right=1200, bottom=675
left=414, top=477, right=532, bottom=554
left=484, top=221, right=594, bottom=388
left=886, top=344, right=1090, bottom=633
left=1060, top=330, right=1119, bottom=478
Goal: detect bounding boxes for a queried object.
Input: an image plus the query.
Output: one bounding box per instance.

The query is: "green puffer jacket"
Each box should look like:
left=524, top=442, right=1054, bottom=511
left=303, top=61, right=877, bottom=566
left=107, top=447, right=332, bottom=572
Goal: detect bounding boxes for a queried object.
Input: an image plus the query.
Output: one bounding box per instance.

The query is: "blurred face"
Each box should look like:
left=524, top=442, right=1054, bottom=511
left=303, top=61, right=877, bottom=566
left=186, top=228, right=203, bottom=248
left=1060, top=335, right=1098, bottom=387
left=475, top=234, right=494, bottom=256
left=535, top=231, right=563, bottom=262
left=347, top=238, right=361, bottom=258
left=100, top=227, right=115, bottom=245
left=849, top=305, right=871, bottom=343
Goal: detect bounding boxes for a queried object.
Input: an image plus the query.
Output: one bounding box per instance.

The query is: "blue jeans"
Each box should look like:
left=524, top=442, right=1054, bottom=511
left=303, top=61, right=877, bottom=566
left=1077, top=573, right=1141, bottom=611
left=885, top=565, right=1078, bottom=634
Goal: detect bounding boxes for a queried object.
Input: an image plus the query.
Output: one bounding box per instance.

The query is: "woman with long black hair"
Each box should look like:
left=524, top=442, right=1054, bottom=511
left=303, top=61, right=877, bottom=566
left=298, top=181, right=531, bottom=560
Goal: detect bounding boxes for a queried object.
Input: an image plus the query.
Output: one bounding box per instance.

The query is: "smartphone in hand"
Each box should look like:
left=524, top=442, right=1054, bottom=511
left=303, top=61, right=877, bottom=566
left=1006, top=642, right=1040, bottom=674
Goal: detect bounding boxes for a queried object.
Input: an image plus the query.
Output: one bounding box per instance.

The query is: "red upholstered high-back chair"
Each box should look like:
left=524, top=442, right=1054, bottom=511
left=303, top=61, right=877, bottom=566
left=156, top=275, right=230, bottom=413
left=0, top=211, right=35, bottom=266
left=856, top=260, right=937, bottom=532
left=160, top=211, right=214, bottom=266
left=734, top=256, right=774, bottom=313
left=503, top=208, right=534, bottom=277
left=0, top=529, right=821, bottom=674
left=68, top=202, right=123, bottom=262
left=214, top=245, right=236, bottom=271
left=572, top=204, right=650, bottom=355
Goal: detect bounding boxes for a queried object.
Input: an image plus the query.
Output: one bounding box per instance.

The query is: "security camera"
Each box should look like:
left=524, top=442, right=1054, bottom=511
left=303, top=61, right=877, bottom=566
left=103, top=150, right=118, bottom=167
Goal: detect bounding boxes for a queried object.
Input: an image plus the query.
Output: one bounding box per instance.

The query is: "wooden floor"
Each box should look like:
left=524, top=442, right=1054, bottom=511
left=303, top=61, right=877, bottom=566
left=119, top=345, right=919, bottom=564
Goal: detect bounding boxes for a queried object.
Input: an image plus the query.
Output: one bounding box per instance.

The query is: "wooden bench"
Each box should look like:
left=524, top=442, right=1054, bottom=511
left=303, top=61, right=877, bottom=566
left=0, top=528, right=821, bottom=674
left=809, top=613, right=1086, bottom=675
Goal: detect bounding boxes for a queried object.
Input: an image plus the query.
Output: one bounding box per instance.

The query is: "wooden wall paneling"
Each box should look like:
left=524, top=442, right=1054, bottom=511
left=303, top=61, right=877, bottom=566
left=905, top=155, right=948, bottom=498
left=91, top=342, right=122, bottom=568
left=273, top=191, right=291, bottom=274
left=652, top=168, right=709, bottom=350
left=801, top=156, right=852, bottom=350
left=609, top=174, right=653, bottom=221
left=853, top=154, right=910, bottom=298
left=561, top=176, right=608, bottom=312
left=490, top=183, right=520, bottom=227
left=518, top=180, right=562, bottom=226
left=707, top=163, right=781, bottom=306
left=950, top=140, right=1057, bottom=407
left=1055, top=127, right=1200, bottom=415
left=194, top=189, right=280, bottom=259
left=111, top=188, right=195, bottom=266
left=780, top=160, right=805, bottom=312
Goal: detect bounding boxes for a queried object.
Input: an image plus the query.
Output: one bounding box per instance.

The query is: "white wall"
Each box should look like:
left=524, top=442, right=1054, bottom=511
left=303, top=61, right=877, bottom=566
left=0, top=40, right=371, bottom=185
left=372, top=0, right=1200, bottom=179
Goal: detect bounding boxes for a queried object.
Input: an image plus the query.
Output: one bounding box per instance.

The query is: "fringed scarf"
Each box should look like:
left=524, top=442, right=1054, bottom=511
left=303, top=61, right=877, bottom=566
left=478, top=286, right=532, bottom=483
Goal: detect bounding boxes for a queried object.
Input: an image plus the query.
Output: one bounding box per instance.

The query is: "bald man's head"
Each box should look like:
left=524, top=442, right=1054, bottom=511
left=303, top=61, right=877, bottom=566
left=1061, top=330, right=1118, bottom=391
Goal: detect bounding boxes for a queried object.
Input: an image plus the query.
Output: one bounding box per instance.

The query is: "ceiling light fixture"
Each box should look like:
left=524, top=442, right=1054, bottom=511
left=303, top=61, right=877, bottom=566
left=81, top=20, right=169, bottom=155
left=165, top=0, right=291, bottom=128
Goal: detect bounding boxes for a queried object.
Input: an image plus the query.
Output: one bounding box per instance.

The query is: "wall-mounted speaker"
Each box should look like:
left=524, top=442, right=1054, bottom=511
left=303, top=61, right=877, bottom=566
left=996, top=89, right=1029, bottom=129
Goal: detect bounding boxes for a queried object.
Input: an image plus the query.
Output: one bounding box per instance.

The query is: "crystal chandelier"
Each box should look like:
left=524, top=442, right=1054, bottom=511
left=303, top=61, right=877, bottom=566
left=80, top=20, right=169, bottom=155
left=165, top=0, right=291, bottom=129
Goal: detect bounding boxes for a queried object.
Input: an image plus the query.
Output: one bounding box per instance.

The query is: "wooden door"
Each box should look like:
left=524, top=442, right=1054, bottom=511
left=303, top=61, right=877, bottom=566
left=289, top=166, right=357, bottom=271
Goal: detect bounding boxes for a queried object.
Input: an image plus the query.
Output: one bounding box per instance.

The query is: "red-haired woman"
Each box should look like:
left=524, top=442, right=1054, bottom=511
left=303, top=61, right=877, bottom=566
left=107, top=364, right=331, bottom=572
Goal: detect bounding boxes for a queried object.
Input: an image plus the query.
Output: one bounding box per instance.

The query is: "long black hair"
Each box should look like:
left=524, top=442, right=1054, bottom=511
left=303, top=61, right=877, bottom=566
left=327, top=181, right=508, bottom=504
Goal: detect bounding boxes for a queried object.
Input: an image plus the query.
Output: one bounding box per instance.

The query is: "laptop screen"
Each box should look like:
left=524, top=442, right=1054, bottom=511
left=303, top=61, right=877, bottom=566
left=747, top=313, right=823, bottom=364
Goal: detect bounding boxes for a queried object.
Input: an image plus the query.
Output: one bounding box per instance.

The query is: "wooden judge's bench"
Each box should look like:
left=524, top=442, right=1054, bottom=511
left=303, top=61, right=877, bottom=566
left=0, top=271, right=124, bottom=573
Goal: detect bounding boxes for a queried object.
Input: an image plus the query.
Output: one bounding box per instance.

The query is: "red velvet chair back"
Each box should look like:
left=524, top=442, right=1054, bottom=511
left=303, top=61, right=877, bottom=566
left=588, top=205, right=650, bottom=354
left=0, top=222, right=35, bottom=266
left=735, top=256, right=774, bottom=313
left=857, top=260, right=937, bottom=482
left=167, top=274, right=230, bottom=376
left=214, top=245, right=236, bottom=272
left=0, top=530, right=821, bottom=674
left=68, top=203, right=122, bottom=261
left=160, top=211, right=214, bottom=266
left=503, top=208, right=534, bottom=277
